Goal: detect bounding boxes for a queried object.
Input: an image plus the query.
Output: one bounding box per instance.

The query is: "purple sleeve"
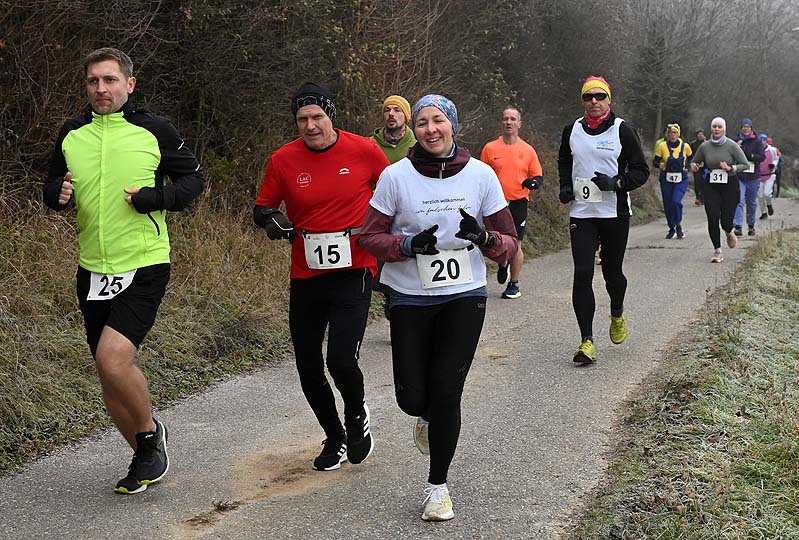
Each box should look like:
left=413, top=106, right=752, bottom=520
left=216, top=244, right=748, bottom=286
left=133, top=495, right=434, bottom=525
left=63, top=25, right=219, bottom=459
left=358, top=206, right=410, bottom=262
left=482, top=207, right=519, bottom=263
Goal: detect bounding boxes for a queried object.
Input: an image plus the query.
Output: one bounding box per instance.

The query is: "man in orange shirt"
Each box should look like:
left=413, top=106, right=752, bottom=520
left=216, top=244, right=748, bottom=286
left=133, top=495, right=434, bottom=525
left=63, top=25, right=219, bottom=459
left=480, top=107, right=543, bottom=298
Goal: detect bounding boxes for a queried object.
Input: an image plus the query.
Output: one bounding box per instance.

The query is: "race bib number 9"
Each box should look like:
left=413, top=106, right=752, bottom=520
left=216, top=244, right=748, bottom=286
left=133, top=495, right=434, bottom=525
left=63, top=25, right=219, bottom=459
left=88, top=270, right=137, bottom=301
left=303, top=231, right=353, bottom=270
left=416, top=248, right=474, bottom=289
left=666, top=172, right=682, bottom=183
left=708, top=169, right=728, bottom=184
left=574, top=178, right=602, bottom=203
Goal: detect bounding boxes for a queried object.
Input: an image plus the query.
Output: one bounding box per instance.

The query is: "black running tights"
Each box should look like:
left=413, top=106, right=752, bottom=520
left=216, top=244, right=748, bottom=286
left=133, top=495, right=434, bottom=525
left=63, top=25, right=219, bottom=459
left=390, top=296, right=486, bottom=485
left=570, top=216, right=629, bottom=341
left=702, top=181, right=740, bottom=249
left=289, top=268, right=372, bottom=438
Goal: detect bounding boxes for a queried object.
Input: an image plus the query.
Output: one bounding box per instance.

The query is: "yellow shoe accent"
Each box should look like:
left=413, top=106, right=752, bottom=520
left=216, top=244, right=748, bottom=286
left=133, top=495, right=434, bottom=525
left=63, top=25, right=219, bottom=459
left=609, top=314, right=627, bottom=344
left=422, top=484, right=454, bottom=521
left=573, top=339, right=596, bottom=363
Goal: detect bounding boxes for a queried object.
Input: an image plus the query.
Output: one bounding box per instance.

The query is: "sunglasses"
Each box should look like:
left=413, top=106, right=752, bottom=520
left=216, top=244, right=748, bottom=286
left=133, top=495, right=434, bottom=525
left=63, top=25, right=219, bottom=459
left=581, top=92, right=608, bottom=102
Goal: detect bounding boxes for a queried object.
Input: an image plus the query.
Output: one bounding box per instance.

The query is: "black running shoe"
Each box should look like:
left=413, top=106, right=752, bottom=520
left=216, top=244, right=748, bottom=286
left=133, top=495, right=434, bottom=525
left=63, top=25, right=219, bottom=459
left=346, top=403, right=374, bottom=464
left=497, top=262, right=509, bottom=285
left=313, top=433, right=347, bottom=471
left=115, top=455, right=147, bottom=494
left=135, top=418, right=169, bottom=486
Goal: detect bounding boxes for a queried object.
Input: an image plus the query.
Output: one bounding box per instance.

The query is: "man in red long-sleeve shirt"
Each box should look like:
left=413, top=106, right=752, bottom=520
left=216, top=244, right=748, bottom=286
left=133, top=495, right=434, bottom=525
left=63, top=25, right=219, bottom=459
left=254, top=82, right=389, bottom=472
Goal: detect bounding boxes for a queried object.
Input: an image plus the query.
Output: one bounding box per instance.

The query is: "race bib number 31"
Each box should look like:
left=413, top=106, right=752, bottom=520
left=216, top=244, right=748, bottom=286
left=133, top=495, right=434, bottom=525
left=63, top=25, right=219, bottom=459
left=708, top=169, right=728, bottom=184
left=416, top=248, right=474, bottom=289
left=303, top=232, right=353, bottom=270
left=88, top=270, right=137, bottom=301
left=574, top=178, right=602, bottom=203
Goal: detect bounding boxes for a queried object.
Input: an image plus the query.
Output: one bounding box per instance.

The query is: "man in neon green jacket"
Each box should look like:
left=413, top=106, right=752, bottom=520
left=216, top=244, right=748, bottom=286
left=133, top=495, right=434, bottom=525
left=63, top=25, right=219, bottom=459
left=43, top=47, right=204, bottom=494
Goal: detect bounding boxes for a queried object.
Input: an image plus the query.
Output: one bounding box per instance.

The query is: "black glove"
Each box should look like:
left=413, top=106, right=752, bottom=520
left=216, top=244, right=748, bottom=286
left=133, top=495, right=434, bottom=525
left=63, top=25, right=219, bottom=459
left=411, top=224, right=439, bottom=255
left=591, top=171, right=621, bottom=191
left=254, top=206, right=295, bottom=241
left=130, top=187, right=164, bottom=214
left=559, top=184, right=575, bottom=204
left=454, top=208, right=494, bottom=247
left=521, top=176, right=542, bottom=190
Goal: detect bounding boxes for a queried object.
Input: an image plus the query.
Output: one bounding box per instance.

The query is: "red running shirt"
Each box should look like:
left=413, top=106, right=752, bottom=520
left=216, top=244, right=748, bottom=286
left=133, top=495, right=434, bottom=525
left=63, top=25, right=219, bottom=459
left=256, top=130, right=390, bottom=279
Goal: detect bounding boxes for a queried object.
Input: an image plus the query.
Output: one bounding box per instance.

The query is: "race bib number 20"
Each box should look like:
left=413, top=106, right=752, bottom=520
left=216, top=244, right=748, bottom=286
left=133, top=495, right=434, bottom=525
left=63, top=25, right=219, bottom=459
left=416, top=248, right=474, bottom=289
left=87, top=270, right=137, bottom=301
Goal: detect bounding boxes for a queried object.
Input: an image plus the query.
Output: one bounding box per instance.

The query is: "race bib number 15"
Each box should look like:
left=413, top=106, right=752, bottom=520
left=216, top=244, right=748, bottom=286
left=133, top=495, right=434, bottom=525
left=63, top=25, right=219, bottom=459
left=303, top=232, right=353, bottom=270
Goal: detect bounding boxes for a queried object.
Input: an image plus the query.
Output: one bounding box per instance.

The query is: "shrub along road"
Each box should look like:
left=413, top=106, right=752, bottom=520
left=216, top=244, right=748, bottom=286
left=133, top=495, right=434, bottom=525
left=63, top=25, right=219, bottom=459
left=2, top=200, right=798, bottom=540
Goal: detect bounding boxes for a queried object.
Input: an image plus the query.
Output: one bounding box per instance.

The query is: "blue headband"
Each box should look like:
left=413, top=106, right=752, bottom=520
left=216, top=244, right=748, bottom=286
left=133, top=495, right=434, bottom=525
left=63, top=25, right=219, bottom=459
left=412, top=94, right=459, bottom=135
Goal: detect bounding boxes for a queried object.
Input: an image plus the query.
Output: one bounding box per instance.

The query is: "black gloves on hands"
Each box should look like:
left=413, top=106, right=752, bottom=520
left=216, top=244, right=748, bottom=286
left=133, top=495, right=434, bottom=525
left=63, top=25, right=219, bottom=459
left=454, top=208, right=495, bottom=247
left=411, top=224, right=440, bottom=255
left=590, top=171, right=622, bottom=191
left=254, top=206, right=296, bottom=242
left=130, top=187, right=164, bottom=214
left=559, top=184, right=575, bottom=204
left=521, top=176, right=542, bottom=190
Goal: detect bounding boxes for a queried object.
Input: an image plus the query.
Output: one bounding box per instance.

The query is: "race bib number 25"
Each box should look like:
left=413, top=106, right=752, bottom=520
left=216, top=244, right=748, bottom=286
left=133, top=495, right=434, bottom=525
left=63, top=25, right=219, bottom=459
left=87, top=270, right=137, bottom=301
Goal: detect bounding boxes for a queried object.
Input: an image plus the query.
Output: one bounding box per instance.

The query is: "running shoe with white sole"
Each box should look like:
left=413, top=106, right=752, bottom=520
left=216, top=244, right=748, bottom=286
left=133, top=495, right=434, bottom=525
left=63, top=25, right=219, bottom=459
left=422, top=483, right=454, bottom=521
left=313, top=433, right=347, bottom=471
left=502, top=281, right=521, bottom=299
left=414, top=417, right=430, bottom=455
left=346, top=403, right=374, bottom=464
left=115, top=455, right=147, bottom=494
left=136, top=418, right=169, bottom=486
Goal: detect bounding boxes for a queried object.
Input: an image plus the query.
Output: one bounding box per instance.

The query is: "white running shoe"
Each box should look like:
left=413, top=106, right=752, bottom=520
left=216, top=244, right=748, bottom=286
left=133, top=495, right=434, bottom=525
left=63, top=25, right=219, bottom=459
left=414, top=417, right=430, bottom=455
left=422, top=483, right=454, bottom=521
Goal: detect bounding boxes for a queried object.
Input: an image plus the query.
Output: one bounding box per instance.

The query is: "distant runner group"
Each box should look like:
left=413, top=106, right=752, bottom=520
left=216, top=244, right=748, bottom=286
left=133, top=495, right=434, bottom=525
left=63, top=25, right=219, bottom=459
left=42, top=46, right=788, bottom=523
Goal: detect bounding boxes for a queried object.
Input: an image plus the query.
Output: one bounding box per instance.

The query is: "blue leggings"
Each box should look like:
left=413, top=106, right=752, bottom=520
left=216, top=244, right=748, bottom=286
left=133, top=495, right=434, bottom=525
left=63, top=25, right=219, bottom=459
left=659, top=176, right=689, bottom=228
left=734, top=177, right=760, bottom=227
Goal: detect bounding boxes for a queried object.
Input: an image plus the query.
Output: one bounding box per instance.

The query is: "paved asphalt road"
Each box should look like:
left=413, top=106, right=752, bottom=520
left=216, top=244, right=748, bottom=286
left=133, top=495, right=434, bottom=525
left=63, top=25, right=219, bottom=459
left=3, top=199, right=798, bottom=540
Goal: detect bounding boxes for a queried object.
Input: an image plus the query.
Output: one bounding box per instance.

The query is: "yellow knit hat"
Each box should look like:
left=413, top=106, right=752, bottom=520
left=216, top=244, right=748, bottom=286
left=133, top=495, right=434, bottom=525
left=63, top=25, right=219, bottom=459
left=580, top=76, right=611, bottom=99
left=383, top=95, right=411, bottom=123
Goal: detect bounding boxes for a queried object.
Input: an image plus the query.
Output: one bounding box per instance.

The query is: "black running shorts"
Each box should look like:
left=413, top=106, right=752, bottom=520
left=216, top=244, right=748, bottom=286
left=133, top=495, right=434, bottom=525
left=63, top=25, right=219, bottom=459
left=507, top=198, right=529, bottom=241
left=76, top=263, right=170, bottom=356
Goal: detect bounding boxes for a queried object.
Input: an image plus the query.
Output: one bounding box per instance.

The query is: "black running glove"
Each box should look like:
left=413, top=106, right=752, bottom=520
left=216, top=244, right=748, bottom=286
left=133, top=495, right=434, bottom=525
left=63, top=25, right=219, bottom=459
left=130, top=187, right=164, bottom=214
left=454, top=208, right=495, bottom=247
left=411, top=224, right=440, bottom=255
left=559, top=184, right=575, bottom=204
left=253, top=206, right=296, bottom=242
left=521, top=176, right=542, bottom=190
left=591, top=171, right=622, bottom=191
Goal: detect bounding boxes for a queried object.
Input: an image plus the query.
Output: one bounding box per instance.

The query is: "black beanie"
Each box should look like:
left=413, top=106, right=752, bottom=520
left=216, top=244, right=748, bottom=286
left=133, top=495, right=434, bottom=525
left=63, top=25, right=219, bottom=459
left=291, top=82, right=337, bottom=120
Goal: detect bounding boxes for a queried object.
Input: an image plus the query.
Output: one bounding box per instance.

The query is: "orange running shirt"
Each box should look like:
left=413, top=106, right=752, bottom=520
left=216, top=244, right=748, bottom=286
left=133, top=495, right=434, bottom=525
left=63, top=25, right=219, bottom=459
left=480, top=137, right=543, bottom=201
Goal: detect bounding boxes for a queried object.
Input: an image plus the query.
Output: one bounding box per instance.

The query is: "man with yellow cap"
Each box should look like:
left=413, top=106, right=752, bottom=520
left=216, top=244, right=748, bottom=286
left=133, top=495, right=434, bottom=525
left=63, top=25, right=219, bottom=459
left=557, top=75, right=649, bottom=364
left=370, top=95, right=417, bottom=318
left=371, top=95, right=417, bottom=164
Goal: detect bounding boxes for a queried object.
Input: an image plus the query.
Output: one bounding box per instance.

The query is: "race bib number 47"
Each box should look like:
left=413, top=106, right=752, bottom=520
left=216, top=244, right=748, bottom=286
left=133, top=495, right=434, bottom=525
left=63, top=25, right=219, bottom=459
left=88, top=270, right=137, bottom=301
left=416, top=248, right=474, bottom=289
left=574, top=178, right=602, bottom=203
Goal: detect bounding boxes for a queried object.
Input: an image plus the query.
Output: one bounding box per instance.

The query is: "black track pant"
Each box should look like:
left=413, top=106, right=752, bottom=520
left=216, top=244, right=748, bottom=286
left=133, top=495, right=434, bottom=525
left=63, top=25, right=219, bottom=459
left=702, top=180, right=740, bottom=249
left=570, top=216, right=629, bottom=341
left=390, top=296, right=486, bottom=485
left=289, top=268, right=372, bottom=438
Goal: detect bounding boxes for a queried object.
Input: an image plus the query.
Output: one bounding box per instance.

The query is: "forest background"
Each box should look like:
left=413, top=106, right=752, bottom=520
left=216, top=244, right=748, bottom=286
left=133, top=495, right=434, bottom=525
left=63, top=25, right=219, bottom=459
left=1, top=0, right=798, bottom=471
